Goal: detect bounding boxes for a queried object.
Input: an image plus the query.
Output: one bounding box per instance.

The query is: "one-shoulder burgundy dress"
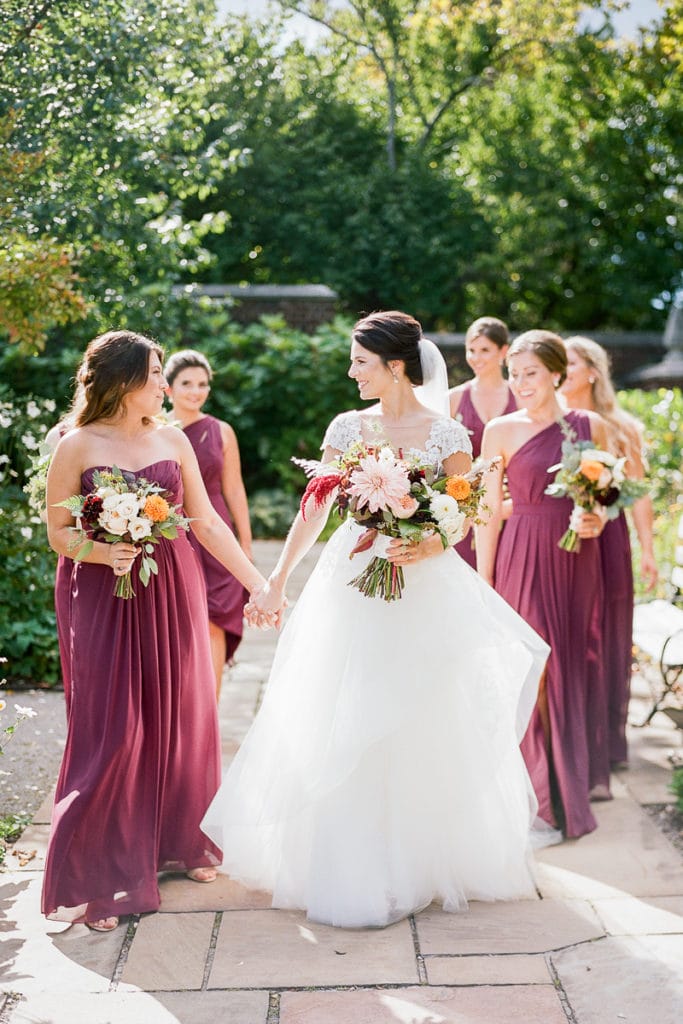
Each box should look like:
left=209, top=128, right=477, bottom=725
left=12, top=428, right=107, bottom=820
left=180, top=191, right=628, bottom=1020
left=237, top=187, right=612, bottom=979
left=493, top=412, right=604, bottom=838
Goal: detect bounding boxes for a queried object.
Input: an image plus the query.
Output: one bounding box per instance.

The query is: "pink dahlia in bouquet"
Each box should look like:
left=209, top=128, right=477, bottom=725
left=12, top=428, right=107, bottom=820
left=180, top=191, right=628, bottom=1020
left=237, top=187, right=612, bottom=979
left=546, top=422, right=649, bottom=553
left=56, top=466, right=191, bottom=598
left=294, top=442, right=496, bottom=601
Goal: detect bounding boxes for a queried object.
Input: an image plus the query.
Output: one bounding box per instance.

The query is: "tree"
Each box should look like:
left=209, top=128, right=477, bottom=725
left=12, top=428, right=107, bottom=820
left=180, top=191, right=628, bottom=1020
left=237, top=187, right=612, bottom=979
left=0, top=0, right=241, bottom=352
left=276, top=0, right=605, bottom=169
left=0, top=113, right=88, bottom=351
left=449, top=12, right=682, bottom=328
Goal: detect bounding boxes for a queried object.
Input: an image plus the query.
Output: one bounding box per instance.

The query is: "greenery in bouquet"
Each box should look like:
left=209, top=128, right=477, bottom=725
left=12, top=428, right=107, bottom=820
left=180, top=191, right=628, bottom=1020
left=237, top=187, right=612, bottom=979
left=294, top=444, right=497, bottom=601
left=56, top=467, right=191, bottom=599
left=545, top=420, right=649, bottom=552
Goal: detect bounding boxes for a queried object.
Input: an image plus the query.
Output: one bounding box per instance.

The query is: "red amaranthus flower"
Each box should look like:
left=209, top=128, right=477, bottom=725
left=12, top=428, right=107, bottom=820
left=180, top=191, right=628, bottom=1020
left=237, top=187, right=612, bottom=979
left=301, top=473, right=342, bottom=520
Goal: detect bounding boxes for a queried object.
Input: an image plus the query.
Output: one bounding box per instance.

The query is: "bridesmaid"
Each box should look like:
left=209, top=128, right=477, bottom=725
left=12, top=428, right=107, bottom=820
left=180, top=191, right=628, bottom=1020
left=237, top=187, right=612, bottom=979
left=42, top=330, right=277, bottom=932
left=449, top=317, right=516, bottom=567
left=561, top=336, right=657, bottom=773
left=477, top=330, right=609, bottom=839
left=165, top=350, right=252, bottom=698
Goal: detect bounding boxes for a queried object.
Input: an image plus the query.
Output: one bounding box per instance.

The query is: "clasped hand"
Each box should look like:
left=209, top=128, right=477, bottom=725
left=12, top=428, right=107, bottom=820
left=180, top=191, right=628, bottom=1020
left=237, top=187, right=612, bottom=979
left=244, top=580, right=287, bottom=631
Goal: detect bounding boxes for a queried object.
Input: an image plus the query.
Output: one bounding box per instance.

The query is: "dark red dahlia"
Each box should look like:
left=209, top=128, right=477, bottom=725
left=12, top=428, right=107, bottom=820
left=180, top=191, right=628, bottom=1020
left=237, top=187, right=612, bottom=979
left=595, top=487, right=620, bottom=508
left=81, top=493, right=104, bottom=523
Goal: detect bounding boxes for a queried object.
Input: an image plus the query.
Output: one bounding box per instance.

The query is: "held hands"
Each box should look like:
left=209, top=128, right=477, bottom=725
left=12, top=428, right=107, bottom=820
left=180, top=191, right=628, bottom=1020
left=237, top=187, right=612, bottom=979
left=109, top=541, right=140, bottom=576
left=244, top=579, right=287, bottom=631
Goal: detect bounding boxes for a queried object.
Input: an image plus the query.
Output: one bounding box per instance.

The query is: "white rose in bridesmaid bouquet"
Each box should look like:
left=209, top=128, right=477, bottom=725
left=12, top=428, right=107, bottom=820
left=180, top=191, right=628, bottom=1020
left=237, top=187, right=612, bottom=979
left=128, top=517, right=153, bottom=541
left=98, top=509, right=130, bottom=535
left=102, top=493, right=140, bottom=519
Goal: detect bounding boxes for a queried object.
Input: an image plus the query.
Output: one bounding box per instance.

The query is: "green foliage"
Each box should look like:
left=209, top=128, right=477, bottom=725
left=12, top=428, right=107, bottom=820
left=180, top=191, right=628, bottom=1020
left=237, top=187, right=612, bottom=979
left=0, top=813, right=31, bottom=866
left=0, top=0, right=244, bottom=352
left=619, top=387, right=683, bottom=601
left=164, top=304, right=358, bottom=496
left=670, top=767, right=683, bottom=815
left=0, top=392, right=61, bottom=685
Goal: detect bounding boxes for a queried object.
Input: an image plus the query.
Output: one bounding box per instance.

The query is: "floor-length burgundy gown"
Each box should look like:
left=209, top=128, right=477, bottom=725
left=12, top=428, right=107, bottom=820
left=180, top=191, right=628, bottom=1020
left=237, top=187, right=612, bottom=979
left=599, top=513, right=634, bottom=766
left=184, top=416, right=247, bottom=662
left=455, top=383, right=516, bottom=568
left=42, top=460, right=222, bottom=924
left=54, top=555, right=73, bottom=712
left=493, top=411, right=603, bottom=838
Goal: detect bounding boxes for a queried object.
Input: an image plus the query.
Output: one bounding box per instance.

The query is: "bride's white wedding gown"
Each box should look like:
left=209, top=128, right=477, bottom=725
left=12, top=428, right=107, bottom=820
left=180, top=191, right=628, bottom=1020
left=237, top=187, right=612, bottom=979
left=201, top=412, right=549, bottom=928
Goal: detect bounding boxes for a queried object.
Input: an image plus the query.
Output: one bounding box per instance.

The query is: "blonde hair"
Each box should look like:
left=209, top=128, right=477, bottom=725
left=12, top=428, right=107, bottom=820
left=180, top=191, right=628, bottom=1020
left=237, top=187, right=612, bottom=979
left=564, top=336, right=642, bottom=458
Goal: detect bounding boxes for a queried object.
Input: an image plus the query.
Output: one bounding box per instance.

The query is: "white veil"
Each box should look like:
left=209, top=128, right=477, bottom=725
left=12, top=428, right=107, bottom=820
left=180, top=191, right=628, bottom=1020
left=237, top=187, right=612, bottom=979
left=414, top=337, right=450, bottom=416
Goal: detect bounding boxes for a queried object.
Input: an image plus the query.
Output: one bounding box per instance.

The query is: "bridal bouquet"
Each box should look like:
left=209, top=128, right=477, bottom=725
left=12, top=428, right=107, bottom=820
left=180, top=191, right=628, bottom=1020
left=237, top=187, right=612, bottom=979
left=294, top=444, right=497, bottom=601
left=56, top=466, right=191, bottom=598
left=545, top=422, right=649, bottom=553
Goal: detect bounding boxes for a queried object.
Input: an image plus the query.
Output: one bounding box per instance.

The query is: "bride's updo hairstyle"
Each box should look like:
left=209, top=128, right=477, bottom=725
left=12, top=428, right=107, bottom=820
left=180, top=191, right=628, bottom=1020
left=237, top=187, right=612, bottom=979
left=507, top=329, right=567, bottom=387
left=352, top=310, right=424, bottom=385
left=72, top=330, right=164, bottom=427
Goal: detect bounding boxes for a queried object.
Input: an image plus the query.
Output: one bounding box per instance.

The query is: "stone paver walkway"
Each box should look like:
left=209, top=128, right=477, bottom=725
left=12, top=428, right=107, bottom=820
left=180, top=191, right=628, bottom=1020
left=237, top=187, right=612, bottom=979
left=1, top=541, right=682, bottom=1023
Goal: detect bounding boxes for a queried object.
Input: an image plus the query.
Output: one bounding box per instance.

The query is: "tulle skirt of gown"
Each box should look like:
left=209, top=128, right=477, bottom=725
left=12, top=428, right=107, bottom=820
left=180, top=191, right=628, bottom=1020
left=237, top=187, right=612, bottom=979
left=202, top=521, right=550, bottom=929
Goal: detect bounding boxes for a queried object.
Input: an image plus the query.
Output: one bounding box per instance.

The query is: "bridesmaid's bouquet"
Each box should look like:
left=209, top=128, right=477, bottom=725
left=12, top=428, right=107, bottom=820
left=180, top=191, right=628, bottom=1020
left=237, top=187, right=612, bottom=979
left=294, top=444, right=496, bottom=601
left=56, top=466, right=191, bottom=598
left=546, top=423, right=648, bottom=553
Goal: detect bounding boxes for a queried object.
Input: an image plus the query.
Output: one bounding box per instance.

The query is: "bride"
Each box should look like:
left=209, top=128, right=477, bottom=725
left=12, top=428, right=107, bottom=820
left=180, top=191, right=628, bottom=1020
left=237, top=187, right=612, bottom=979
left=202, top=310, right=550, bottom=929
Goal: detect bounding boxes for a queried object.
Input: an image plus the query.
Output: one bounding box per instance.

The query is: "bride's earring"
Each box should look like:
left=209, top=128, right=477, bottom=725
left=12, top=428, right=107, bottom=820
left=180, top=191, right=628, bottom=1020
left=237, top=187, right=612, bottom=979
left=589, top=376, right=596, bottom=384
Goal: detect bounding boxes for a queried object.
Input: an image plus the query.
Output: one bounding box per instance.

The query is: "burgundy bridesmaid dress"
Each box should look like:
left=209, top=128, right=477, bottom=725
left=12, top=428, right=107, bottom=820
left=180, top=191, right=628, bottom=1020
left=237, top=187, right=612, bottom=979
left=455, top=383, right=516, bottom=568
left=54, top=555, right=73, bottom=712
left=184, top=416, right=248, bottom=662
left=42, top=460, right=222, bottom=923
left=598, top=513, right=634, bottom=766
left=493, top=411, right=604, bottom=838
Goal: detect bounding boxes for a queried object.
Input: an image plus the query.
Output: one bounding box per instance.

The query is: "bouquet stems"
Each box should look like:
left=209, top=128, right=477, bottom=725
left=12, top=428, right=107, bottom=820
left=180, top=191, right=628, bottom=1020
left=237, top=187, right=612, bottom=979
left=348, top=556, right=405, bottom=602
left=114, top=571, right=135, bottom=599
left=557, top=527, right=581, bottom=553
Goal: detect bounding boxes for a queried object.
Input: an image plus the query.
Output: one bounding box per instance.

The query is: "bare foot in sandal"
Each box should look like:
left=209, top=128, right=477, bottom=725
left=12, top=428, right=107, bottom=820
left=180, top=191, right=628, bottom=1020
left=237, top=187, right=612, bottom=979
left=86, top=916, right=119, bottom=932
left=186, top=866, right=217, bottom=883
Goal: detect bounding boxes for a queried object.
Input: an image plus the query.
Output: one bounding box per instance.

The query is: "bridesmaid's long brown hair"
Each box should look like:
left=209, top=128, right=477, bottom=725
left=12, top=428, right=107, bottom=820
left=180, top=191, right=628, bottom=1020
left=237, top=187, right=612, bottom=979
left=72, top=330, right=164, bottom=427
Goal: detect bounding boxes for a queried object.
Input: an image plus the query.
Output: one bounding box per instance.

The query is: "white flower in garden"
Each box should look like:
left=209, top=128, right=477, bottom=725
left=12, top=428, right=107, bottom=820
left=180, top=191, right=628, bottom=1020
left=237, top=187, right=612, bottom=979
left=26, top=401, right=42, bottom=419
left=21, top=433, right=39, bottom=450
left=20, top=526, right=33, bottom=540
left=14, top=705, right=37, bottom=718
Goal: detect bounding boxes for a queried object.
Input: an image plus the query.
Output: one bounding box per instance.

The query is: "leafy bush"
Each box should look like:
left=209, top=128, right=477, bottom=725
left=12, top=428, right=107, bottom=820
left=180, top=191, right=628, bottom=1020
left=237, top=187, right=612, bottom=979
left=670, top=767, right=683, bottom=815
left=161, top=302, right=359, bottom=500
left=618, top=387, right=683, bottom=601
left=0, top=392, right=61, bottom=685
